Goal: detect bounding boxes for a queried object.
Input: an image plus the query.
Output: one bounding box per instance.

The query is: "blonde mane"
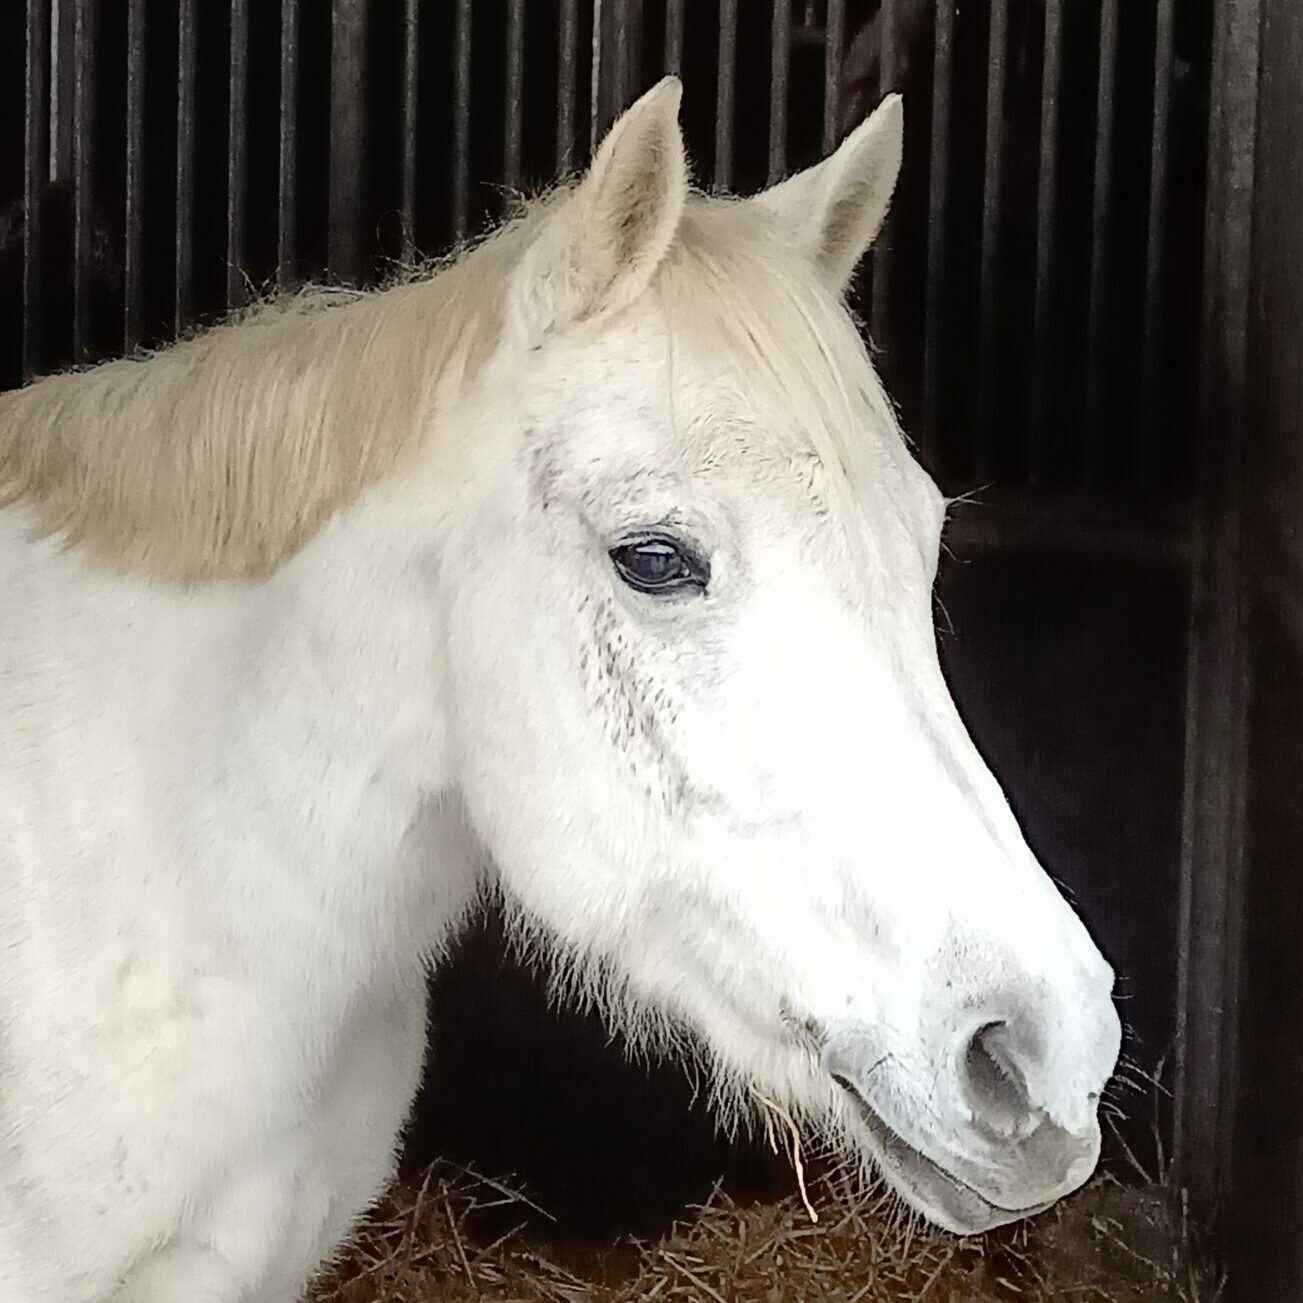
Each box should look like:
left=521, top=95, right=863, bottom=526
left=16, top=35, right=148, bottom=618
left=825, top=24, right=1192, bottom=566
left=0, top=214, right=537, bottom=581
left=0, top=182, right=895, bottom=585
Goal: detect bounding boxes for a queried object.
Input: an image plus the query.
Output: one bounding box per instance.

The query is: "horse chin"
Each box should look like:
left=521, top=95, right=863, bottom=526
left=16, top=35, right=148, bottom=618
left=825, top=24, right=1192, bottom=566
left=846, top=1093, right=1056, bottom=1236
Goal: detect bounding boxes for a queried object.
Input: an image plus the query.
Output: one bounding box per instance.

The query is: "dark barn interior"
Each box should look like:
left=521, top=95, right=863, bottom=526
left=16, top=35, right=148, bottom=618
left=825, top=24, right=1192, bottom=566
left=2, top=2, right=1300, bottom=1299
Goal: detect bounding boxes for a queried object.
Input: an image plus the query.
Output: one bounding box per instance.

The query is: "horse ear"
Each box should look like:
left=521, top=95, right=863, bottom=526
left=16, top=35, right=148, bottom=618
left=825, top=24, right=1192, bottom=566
left=510, top=76, right=688, bottom=344
left=755, top=93, right=903, bottom=292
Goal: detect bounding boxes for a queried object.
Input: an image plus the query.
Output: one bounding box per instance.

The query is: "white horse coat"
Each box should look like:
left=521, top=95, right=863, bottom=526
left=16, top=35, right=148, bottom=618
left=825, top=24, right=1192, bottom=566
left=0, top=82, right=1120, bottom=1302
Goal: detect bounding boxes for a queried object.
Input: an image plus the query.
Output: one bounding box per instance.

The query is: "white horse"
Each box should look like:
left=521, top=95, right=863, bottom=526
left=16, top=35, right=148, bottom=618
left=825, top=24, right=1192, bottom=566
left=0, top=79, right=1120, bottom=1302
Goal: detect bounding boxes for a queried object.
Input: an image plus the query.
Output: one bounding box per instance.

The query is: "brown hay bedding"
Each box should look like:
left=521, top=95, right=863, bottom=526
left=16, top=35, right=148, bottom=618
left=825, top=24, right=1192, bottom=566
left=311, top=1163, right=1219, bottom=1302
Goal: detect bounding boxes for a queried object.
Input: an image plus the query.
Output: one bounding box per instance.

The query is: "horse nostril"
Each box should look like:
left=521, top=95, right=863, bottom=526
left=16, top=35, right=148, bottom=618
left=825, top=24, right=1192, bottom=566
left=961, top=1021, right=1039, bottom=1139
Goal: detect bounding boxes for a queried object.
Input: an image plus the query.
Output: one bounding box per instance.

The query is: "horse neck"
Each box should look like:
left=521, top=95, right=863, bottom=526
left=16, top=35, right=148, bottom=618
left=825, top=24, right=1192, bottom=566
left=180, top=476, right=479, bottom=991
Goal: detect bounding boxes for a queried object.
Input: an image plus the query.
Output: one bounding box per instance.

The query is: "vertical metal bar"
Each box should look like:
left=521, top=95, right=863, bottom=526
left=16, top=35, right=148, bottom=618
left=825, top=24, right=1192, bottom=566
left=503, top=0, right=525, bottom=194
left=823, top=0, right=846, bottom=154
left=124, top=0, right=145, bottom=351
left=921, top=0, right=955, bottom=472
left=1174, top=0, right=1233, bottom=1193
left=50, top=0, right=74, bottom=184
left=1139, top=0, right=1177, bottom=487
left=453, top=0, right=472, bottom=238
left=974, top=0, right=1009, bottom=480
left=869, top=0, right=898, bottom=341
left=878, top=0, right=899, bottom=96
left=625, top=1, right=645, bottom=105
left=1174, top=0, right=1262, bottom=1234
left=329, top=0, right=367, bottom=284
left=1029, top=0, right=1063, bottom=483
left=71, top=0, right=94, bottom=362
left=22, top=0, right=49, bottom=380
left=595, top=0, right=643, bottom=139
left=611, top=0, right=630, bottom=114
left=278, top=0, right=299, bottom=286
left=630, top=2, right=645, bottom=102
left=664, top=0, right=685, bottom=77
left=175, top=0, right=197, bottom=333
left=1084, top=0, right=1120, bottom=481
left=557, top=0, right=579, bottom=171
left=768, top=0, right=792, bottom=184
left=227, top=0, right=249, bottom=310
left=714, top=0, right=738, bottom=191
left=400, top=0, right=418, bottom=261
left=590, top=0, right=603, bottom=153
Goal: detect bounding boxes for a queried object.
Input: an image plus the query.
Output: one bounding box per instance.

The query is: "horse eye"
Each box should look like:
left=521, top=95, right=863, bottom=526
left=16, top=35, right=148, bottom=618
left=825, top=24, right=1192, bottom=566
left=609, top=537, right=708, bottom=596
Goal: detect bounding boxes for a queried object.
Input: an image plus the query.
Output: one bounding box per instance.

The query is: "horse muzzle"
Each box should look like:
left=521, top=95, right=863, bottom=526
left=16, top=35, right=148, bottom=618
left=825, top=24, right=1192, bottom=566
left=819, top=1008, right=1115, bottom=1235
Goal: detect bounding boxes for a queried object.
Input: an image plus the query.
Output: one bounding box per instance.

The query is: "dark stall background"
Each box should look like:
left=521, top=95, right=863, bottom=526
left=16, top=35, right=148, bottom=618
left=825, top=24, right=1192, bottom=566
left=1, top=2, right=1298, bottom=1298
